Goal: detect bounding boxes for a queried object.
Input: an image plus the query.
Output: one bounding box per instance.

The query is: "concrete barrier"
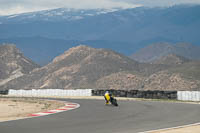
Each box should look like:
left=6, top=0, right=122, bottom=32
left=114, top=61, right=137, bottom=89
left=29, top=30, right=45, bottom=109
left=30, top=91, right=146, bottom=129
left=8, top=89, right=92, bottom=97
left=178, top=91, right=200, bottom=101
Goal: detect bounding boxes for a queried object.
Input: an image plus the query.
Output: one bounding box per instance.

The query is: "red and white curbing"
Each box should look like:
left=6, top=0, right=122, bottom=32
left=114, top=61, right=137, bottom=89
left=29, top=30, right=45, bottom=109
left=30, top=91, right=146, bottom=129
left=29, top=102, right=80, bottom=117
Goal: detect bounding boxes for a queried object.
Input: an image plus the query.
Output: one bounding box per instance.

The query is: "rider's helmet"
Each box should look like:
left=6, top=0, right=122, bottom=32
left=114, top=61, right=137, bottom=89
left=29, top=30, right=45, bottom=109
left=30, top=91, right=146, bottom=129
left=105, top=91, right=109, bottom=94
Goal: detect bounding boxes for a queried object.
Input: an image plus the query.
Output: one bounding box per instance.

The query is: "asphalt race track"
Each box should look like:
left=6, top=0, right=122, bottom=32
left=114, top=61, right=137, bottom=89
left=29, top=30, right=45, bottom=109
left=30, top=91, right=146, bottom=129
left=1, top=99, right=200, bottom=133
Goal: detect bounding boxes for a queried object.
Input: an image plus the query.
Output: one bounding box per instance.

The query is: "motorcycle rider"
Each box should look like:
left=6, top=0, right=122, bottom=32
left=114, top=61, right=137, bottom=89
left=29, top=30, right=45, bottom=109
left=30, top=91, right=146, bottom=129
left=104, top=91, right=113, bottom=105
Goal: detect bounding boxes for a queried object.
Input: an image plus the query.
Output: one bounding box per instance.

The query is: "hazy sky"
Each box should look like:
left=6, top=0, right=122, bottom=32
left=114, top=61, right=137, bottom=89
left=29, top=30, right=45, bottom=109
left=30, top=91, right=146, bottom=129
left=0, top=0, right=200, bottom=15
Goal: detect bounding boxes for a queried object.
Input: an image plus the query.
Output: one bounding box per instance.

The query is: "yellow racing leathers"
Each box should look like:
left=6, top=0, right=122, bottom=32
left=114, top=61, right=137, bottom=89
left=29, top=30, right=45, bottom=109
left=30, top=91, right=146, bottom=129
left=104, top=92, right=112, bottom=104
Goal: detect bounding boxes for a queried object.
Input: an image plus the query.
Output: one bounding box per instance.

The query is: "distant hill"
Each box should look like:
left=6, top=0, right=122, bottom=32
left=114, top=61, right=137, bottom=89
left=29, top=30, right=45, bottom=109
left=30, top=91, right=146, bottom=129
left=131, top=43, right=200, bottom=62
left=0, top=5, right=200, bottom=65
left=168, top=61, right=200, bottom=81
left=1, top=45, right=200, bottom=91
left=0, top=44, right=39, bottom=86
left=152, top=54, right=190, bottom=65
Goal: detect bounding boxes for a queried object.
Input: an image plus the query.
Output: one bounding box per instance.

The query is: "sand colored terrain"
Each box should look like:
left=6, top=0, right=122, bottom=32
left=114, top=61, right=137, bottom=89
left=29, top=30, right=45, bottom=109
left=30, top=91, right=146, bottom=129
left=150, top=124, right=200, bottom=133
left=0, top=97, right=65, bottom=122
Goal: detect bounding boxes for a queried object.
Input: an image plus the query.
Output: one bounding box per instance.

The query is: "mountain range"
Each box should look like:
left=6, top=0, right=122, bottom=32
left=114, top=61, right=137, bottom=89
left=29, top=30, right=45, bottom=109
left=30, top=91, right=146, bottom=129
left=0, top=5, right=200, bottom=65
left=1, top=44, right=200, bottom=91
left=131, top=42, right=200, bottom=62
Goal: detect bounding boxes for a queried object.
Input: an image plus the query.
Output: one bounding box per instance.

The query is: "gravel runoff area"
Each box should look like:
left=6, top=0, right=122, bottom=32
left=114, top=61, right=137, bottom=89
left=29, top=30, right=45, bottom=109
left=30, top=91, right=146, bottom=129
left=0, top=97, right=65, bottom=122
left=1, top=96, right=200, bottom=133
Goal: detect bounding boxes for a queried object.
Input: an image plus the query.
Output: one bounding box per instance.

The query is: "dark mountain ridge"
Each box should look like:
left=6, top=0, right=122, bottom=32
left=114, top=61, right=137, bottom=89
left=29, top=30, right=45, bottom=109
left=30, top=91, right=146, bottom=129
left=0, top=5, right=200, bottom=65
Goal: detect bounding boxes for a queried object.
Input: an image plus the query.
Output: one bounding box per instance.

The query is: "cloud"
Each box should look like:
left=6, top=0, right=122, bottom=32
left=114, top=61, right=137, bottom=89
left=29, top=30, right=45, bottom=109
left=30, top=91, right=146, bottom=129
left=33, top=0, right=140, bottom=9
left=117, top=0, right=200, bottom=7
left=1, top=0, right=200, bottom=15
left=0, top=5, right=48, bottom=16
left=0, top=0, right=141, bottom=15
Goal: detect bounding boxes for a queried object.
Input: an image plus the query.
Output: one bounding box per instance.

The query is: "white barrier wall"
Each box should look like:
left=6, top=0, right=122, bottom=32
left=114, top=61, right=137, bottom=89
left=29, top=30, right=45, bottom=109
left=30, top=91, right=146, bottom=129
left=8, top=89, right=200, bottom=101
left=178, top=91, right=200, bottom=101
left=8, top=89, right=92, bottom=97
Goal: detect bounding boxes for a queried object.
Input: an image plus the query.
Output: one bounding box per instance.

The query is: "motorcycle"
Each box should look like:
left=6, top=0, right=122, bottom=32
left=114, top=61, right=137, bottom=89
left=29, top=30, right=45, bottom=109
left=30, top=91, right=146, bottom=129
left=110, top=97, right=118, bottom=106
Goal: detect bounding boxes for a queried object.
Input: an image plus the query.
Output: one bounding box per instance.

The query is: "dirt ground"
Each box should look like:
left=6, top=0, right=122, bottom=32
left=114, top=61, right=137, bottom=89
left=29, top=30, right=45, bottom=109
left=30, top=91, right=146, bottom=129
left=0, top=97, right=65, bottom=122
left=150, top=125, right=200, bottom=133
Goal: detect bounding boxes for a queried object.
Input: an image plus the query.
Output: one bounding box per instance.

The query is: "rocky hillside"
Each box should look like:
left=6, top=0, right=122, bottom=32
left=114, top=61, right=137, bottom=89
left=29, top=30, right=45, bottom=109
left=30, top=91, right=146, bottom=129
left=1, top=45, right=140, bottom=89
left=1, top=45, right=200, bottom=91
left=96, top=60, right=200, bottom=90
left=0, top=44, right=39, bottom=86
left=131, top=43, right=200, bottom=63
left=95, top=70, right=200, bottom=91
